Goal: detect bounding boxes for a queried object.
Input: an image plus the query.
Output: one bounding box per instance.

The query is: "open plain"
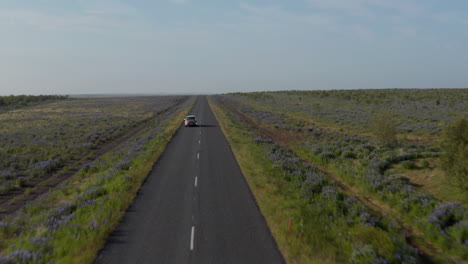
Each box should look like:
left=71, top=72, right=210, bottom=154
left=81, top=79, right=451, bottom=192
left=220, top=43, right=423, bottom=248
left=0, top=90, right=466, bottom=263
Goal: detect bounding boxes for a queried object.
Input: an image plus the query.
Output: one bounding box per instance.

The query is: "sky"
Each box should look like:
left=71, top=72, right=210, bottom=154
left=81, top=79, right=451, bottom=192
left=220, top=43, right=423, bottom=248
left=0, top=0, right=467, bottom=95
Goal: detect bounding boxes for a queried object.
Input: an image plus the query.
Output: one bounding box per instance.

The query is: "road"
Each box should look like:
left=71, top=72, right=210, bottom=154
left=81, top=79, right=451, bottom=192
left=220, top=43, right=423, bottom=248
left=96, top=96, right=285, bottom=264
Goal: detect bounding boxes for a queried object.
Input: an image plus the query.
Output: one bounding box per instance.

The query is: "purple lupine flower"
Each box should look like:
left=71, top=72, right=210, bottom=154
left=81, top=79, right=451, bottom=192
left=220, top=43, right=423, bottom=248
left=428, top=202, right=466, bottom=229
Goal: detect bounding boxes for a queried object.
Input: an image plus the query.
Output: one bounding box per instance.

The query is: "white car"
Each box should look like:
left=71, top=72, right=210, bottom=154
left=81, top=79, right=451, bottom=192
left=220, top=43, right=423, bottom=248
left=184, top=115, right=198, bottom=127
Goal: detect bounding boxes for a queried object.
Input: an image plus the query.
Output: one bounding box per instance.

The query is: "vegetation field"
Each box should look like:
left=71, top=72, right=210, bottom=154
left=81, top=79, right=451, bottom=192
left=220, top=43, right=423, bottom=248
left=0, top=96, right=187, bottom=197
left=0, top=95, right=195, bottom=263
left=0, top=90, right=465, bottom=263
left=209, top=89, right=467, bottom=264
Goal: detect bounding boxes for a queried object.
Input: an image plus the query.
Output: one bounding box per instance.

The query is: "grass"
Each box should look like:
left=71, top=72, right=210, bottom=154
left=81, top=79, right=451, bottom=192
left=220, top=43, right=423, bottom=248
left=209, top=97, right=422, bottom=264
left=390, top=158, right=466, bottom=204
left=225, top=90, right=463, bottom=205
left=0, top=97, right=196, bottom=263
left=215, top=90, right=468, bottom=261
left=0, top=96, right=187, bottom=195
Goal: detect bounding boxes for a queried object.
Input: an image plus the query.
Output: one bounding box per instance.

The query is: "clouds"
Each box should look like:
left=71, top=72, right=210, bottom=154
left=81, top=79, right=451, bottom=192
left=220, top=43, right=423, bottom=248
left=0, top=1, right=140, bottom=32
left=433, top=11, right=468, bottom=24
left=305, top=0, right=422, bottom=18
left=306, top=0, right=375, bottom=18
left=239, top=3, right=338, bottom=31
left=0, top=0, right=467, bottom=95
left=300, top=0, right=466, bottom=41
left=83, top=2, right=137, bottom=16
left=0, top=9, right=107, bottom=31
left=304, top=0, right=468, bottom=28
left=170, top=0, right=189, bottom=5
left=239, top=2, right=374, bottom=40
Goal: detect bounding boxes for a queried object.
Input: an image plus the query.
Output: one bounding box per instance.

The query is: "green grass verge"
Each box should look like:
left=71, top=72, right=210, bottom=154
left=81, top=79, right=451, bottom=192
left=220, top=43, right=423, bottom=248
left=208, top=98, right=318, bottom=263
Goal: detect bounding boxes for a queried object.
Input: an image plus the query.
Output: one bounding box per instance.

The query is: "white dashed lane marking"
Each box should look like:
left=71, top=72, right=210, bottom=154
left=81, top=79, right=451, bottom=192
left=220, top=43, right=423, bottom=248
left=190, top=226, right=195, bottom=251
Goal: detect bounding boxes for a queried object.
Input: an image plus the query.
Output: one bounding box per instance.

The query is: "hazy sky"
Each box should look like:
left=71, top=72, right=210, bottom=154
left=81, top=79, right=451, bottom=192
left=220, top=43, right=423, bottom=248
left=1, top=0, right=467, bottom=95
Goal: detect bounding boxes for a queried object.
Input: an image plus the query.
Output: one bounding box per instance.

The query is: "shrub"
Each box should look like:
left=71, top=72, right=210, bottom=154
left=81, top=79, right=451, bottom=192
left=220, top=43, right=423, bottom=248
left=401, top=160, right=416, bottom=170
left=372, top=111, right=398, bottom=147
left=350, top=245, right=394, bottom=264
left=319, top=151, right=335, bottom=162
left=441, top=116, right=468, bottom=200
left=342, top=151, right=357, bottom=159
left=421, top=160, right=430, bottom=168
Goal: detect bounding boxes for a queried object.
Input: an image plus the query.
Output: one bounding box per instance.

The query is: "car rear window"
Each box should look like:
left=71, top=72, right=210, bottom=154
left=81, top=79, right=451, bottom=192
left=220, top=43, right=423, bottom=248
left=187, top=116, right=195, bottom=120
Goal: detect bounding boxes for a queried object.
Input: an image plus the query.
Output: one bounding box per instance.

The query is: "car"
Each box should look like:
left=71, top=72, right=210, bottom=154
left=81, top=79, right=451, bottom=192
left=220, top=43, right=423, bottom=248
left=184, top=115, right=198, bottom=127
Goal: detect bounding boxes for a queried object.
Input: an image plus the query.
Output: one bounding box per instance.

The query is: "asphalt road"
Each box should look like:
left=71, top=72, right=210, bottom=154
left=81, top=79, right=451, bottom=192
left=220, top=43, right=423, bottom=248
left=96, top=96, right=285, bottom=264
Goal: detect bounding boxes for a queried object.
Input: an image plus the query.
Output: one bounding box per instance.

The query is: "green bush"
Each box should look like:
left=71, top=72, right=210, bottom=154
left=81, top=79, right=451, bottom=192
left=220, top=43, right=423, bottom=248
left=441, top=116, right=468, bottom=201
left=421, top=160, right=430, bottom=168
left=401, top=160, right=416, bottom=169
left=372, top=111, right=398, bottom=147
